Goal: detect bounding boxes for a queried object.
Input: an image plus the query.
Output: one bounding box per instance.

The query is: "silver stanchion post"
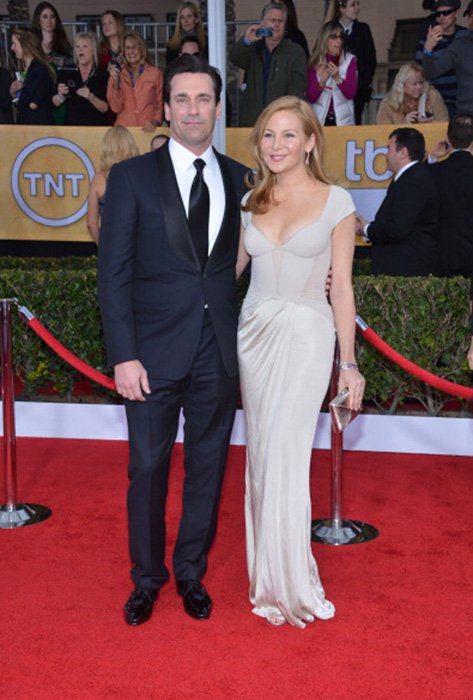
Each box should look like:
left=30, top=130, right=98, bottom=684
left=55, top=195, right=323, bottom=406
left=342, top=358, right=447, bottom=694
left=312, top=345, right=378, bottom=545
left=0, top=299, right=52, bottom=528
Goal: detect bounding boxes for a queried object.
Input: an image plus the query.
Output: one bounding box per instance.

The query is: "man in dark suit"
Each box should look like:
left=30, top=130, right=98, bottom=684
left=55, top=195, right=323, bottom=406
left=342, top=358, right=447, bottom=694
left=336, top=2, right=377, bottom=124
left=428, top=112, right=473, bottom=277
left=98, top=55, right=248, bottom=626
left=356, top=127, right=439, bottom=276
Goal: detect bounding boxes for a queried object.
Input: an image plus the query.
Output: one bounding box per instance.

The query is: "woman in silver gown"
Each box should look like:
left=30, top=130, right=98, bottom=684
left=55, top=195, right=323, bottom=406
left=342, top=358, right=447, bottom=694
left=236, top=96, right=365, bottom=628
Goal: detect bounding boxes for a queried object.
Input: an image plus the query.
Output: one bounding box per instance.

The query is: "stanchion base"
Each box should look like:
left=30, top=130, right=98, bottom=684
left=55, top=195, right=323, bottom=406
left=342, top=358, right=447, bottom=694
left=311, top=518, right=379, bottom=545
left=0, top=503, right=52, bottom=529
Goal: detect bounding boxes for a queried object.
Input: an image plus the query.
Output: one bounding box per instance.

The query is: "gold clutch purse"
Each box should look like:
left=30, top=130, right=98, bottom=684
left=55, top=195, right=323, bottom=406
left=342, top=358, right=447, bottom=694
left=329, top=388, right=360, bottom=433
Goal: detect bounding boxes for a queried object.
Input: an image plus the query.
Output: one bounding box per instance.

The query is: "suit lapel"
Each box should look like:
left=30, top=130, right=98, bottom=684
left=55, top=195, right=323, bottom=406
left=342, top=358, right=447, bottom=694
left=206, top=150, right=239, bottom=269
left=154, top=143, right=200, bottom=269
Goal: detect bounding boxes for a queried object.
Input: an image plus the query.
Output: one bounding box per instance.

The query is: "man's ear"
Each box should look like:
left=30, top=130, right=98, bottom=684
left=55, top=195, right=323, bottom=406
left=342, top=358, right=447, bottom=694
left=215, top=100, right=222, bottom=121
left=164, top=102, right=171, bottom=123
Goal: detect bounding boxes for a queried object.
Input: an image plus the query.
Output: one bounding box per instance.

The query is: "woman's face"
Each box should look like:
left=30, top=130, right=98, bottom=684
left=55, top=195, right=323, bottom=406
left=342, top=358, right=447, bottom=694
left=327, top=31, right=343, bottom=56
left=11, top=35, right=24, bottom=60
left=124, top=39, right=143, bottom=67
left=179, top=7, right=198, bottom=33
left=101, top=14, right=118, bottom=38
left=404, top=72, right=425, bottom=100
left=75, top=38, right=94, bottom=66
left=39, top=7, right=57, bottom=32
left=340, top=0, right=360, bottom=22
left=260, top=109, right=315, bottom=176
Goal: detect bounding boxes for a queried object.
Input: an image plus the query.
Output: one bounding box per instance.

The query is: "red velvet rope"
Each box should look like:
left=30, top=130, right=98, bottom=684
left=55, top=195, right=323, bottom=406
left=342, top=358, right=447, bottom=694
left=26, top=316, right=116, bottom=391
left=356, top=317, right=473, bottom=400
left=19, top=306, right=473, bottom=400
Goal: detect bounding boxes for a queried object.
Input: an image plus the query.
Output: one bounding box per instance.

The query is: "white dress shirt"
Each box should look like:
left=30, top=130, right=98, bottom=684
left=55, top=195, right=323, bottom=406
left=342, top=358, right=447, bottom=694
left=168, top=138, right=225, bottom=255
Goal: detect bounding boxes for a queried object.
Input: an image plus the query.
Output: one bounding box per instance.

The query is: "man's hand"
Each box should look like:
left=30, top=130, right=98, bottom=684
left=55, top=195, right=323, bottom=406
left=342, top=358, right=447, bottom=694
left=114, top=360, right=151, bottom=401
left=355, top=214, right=368, bottom=236
left=425, top=24, right=443, bottom=52
left=428, top=140, right=450, bottom=161
left=244, top=24, right=263, bottom=44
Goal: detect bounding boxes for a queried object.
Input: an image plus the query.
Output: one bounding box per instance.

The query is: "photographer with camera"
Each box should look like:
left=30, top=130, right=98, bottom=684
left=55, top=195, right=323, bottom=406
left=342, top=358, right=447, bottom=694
left=376, top=63, right=448, bottom=124
left=229, top=1, right=306, bottom=126
left=53, top=32, right=109, bottom=125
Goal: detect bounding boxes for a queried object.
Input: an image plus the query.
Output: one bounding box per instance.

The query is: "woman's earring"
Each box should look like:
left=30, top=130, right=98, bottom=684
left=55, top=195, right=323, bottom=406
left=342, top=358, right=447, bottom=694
left=305, top=151, right=310, bottom=166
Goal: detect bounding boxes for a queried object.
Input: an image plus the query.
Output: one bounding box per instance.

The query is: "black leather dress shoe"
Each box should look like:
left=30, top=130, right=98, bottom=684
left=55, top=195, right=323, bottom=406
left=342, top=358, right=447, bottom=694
left=176, top=579, right=213, bottom=620
left=124, top=588, right=157, bottom=626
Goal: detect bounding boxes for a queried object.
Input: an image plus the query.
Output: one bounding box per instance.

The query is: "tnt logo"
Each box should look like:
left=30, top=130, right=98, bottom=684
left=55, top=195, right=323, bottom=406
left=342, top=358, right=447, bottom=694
left=11, top=137, right=95, bottom=227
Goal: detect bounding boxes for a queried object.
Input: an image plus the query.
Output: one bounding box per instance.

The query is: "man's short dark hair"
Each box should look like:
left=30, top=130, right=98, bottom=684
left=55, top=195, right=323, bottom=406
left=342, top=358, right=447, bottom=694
left=447, top=113, right=473, bottom=149
left=179, top=34, right=201, bottom=55
left=163, top=54, right=222, bottom=105
left=389, top=127, right=426, bottom=162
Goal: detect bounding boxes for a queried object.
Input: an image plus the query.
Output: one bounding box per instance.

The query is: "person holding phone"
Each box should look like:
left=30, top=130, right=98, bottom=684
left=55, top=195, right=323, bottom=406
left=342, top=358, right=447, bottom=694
left=229, top=1, right=306, bottom=126
left=53, top=32, right=109, bottom=125
left=377, top=63, right=448, bottom=124
left=415, top=0, right=467, bottom=117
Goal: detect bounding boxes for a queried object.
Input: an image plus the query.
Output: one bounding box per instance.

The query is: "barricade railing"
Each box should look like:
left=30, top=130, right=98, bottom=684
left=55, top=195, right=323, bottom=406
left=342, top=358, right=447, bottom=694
left=0, top=299, right=51, bottom=528
left=3, top=302, right=472, bottom=536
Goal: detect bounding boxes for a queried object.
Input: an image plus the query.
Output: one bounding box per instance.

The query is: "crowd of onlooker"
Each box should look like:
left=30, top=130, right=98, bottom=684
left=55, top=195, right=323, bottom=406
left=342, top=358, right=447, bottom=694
left=1, top=0, right=473, bottom=129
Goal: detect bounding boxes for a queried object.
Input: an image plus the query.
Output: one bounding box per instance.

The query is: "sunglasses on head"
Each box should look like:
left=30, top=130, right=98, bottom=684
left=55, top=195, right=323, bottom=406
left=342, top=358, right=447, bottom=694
left=434, top=8, right=455, bottom=17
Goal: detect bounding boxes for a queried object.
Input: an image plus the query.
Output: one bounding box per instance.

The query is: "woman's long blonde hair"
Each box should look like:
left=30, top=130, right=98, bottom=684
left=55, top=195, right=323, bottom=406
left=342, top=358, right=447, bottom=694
left=99, top=126, right=139, bottom=173
left=387, top=63, right=428, bottom=111
left=167, top=2, right=206, bottom=52
left=244, top=96, right=331, bottom=215
left=309, top=22, right=346, bottom=68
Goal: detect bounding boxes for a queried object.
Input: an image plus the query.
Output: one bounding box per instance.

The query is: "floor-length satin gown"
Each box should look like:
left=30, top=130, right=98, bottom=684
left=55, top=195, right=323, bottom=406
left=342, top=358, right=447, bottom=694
left=238, top=185, right=355, bottom=628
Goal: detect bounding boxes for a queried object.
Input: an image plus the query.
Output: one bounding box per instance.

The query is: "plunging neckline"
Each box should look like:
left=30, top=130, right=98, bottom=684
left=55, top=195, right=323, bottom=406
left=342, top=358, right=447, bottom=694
left=250, top=186, right=332, bottom=247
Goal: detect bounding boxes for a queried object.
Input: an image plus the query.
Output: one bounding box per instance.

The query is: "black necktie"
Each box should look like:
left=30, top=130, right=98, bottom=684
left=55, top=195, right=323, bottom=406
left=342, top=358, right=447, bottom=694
left=188, top=158, right=209, bottom=269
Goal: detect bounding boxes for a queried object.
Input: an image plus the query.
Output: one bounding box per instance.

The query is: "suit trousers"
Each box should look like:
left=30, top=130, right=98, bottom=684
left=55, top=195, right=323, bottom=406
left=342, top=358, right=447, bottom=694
left=125, top=310, right=238, bottom=589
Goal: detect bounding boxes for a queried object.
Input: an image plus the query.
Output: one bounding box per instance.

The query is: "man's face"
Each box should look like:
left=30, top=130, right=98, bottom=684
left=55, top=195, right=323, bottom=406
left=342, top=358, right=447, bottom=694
left=434, top=6, right=458, bottom=33
left=262, top=9, right=286, bottom=42
left=386, top=136, right=404, bottom=174
left=164, top=72, right=221, bottom=155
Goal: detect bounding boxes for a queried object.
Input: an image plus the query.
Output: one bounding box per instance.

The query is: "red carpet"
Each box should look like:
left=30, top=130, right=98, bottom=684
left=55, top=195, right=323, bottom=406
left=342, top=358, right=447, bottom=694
left=1, top=439, right=472, bottom=699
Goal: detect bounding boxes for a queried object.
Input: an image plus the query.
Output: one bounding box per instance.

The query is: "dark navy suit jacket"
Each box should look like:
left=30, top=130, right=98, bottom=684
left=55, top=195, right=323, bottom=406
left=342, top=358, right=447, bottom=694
left=98, top=143, right=248, bottom=379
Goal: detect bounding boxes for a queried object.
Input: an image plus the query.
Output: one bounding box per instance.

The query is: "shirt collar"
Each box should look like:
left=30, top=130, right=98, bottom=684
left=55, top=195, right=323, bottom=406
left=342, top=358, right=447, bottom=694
left=394, top=160, right=418, bottom=181
left=169, top=138, right=216, bottom=175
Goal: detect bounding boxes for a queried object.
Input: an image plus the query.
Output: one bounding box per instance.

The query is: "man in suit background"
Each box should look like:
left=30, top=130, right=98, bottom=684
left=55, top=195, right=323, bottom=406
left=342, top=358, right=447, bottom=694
left=98, top=55, right=248, bottom=626
left=428, top=112, right=473, bottom=277
left=356, top=127, right=439, bottom=276
left=336, top=0, right=377, bottom=124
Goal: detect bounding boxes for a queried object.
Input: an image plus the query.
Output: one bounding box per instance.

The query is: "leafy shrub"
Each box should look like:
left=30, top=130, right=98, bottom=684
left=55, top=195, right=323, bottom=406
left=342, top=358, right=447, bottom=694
left=0, top=258, right=471, bottom=414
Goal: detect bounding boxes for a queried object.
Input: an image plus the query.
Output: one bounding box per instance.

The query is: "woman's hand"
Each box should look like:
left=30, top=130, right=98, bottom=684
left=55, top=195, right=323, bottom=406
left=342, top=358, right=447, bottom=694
left=338, top=368, right=365, bottom=412
left=317, top=62, right=330, bottom=85
left=142, top=120, right=158, bottom=133
left=467, top=338, right=473, bottom=371
left=108, top=62, right=121, bottom=82
left=76, top=86, right=91, bottom=101
left=405, top=110, right=419, bottom=124
left=327, top=61, right=341, bottom=82
left=57, top=82, right=69, bottom=97
left=10, top=79, right=23, bottom=96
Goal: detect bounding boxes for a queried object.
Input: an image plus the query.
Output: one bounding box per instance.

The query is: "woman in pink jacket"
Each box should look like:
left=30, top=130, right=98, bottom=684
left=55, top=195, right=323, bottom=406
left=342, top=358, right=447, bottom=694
left=107, top=30, right=163, bottom=132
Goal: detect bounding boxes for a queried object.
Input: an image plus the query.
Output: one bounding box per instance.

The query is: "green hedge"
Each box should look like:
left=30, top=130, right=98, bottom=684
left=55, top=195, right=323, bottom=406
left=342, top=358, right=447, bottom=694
left=0, top=256, right=471, bottom=415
